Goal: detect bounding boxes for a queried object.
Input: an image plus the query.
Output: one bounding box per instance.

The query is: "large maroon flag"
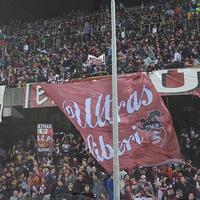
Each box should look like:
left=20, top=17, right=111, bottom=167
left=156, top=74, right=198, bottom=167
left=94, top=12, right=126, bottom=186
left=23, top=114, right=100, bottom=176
left=42, top=73, right=182, bottom=172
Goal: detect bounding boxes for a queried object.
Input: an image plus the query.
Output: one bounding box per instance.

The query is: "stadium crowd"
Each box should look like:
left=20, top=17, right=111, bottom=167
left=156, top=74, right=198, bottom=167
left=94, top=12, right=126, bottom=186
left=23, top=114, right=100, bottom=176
left=0, top=0, right=200, bottom=86
left=0, top=124, right=200, bottom=200
left=1, top=0, right=200, bottom=200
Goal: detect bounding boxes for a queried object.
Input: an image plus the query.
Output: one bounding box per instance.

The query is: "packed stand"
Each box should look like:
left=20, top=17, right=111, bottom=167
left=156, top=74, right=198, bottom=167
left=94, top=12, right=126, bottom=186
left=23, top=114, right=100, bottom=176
left=0, top=0, right=200, bottom=86
left=0, top=124, right=200, bottom=200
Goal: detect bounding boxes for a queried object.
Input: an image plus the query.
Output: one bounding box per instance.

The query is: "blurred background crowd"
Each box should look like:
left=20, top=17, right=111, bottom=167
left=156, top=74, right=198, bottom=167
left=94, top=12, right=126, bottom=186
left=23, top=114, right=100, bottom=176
left=0, top=0, right=200, bottom=86
left=0, top=124, right=200, bottom=200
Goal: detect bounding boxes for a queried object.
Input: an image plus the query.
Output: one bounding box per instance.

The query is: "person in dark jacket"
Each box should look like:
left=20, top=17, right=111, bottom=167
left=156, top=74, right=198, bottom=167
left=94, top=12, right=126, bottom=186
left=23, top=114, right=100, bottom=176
left=80, top=184, right=94, bottom=200
left=106, top=175, right=113, bottom=200
left=54, top=179, right=66, bottom=199
left=92, top=172, right=106, bottom=199
left=44, top=168, right=54, bottom=188
left=73, top=172, right=85, bottom=200
left=175, top=176, right=189, bottom=199
left=65, top=182, right=74, bottom=200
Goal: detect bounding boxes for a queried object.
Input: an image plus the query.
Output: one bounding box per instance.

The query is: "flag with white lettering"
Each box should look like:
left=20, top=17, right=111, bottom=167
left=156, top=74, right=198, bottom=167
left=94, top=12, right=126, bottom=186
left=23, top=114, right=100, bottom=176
left=37, top=124, right=53, bottom=152
left=41, top=73, right=182, bottom=172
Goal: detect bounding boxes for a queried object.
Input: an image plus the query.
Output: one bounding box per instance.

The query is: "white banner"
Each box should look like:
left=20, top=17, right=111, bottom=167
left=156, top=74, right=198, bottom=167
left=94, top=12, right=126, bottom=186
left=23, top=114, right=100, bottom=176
left=87, top=54, right=106, bottom=65
left=0, top=86, right=5, bottom=123
left=149, top=68, right=200, bottom=94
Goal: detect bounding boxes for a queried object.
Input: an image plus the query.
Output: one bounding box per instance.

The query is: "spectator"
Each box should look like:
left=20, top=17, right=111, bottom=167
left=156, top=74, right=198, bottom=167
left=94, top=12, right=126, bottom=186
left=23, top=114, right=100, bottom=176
left=189, top=192, right=196, bottom=200
left=196, top=186, right=200, bottom=200
left=38, top=178, right=49, bottom=200
left=92, top=172, right=106, bottom=200
left=106, top=175, right=113, bottom=200
left=54, top=179, right=66, bottom=199
left=80, top=184, right=94, bottom=200
left=10, top=190, right=19, bottom=200
left=134, top=174, right=155, bottom=197
left=73, top=172, right=85, bottom=194
left=175, top=176, right=190, bottom=199
left=65, top=182, right=73, bottom=199
left=123, top=185, right=134, bottom=200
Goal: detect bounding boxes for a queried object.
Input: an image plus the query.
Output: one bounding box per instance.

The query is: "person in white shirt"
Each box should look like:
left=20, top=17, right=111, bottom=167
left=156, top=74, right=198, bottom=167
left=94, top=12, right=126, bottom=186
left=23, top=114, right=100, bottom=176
left=152, top=25, right=157, bottom=34
left=173, top=50, right=182, bottom=63
left=10, top=190, right=19, bottom=200
left=154, top=181, right=163, bottom=200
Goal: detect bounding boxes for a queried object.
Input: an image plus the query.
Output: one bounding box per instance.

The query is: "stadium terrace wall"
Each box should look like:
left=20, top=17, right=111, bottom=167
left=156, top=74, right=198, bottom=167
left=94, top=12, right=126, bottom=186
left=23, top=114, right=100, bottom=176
left=0, top=68, right=200, bottom=122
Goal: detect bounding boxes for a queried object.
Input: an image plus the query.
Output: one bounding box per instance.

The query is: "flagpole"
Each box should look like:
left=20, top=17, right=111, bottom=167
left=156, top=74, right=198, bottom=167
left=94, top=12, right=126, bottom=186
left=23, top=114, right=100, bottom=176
left=111, top=0, right=120, bottom=200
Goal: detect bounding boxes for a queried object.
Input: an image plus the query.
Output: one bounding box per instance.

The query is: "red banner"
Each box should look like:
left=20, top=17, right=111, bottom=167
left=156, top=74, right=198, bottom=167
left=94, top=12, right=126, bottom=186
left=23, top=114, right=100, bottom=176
left=41, top=74, right=181, bottom=172
left=37, top=123, right=54, bottom=152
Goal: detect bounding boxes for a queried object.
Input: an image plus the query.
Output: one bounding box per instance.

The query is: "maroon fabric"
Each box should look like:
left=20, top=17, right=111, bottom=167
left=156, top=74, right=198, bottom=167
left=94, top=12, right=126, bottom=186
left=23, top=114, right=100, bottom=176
left=164, top=70, right=184, bottom=88
left=42, top=73, right=182, bottom=172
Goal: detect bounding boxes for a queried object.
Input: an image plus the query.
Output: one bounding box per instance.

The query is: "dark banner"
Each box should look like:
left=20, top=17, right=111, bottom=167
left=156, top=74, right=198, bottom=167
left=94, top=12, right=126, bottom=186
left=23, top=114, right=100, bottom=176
left=37, top=123, right=54, bottom=152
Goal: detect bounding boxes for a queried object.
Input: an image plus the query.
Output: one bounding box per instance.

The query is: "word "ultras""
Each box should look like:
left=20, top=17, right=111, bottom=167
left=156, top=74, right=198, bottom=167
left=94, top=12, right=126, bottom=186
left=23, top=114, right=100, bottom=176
left=63, top=84, right=153, bottom=128
left=62, top=84, right=154, bottom=161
